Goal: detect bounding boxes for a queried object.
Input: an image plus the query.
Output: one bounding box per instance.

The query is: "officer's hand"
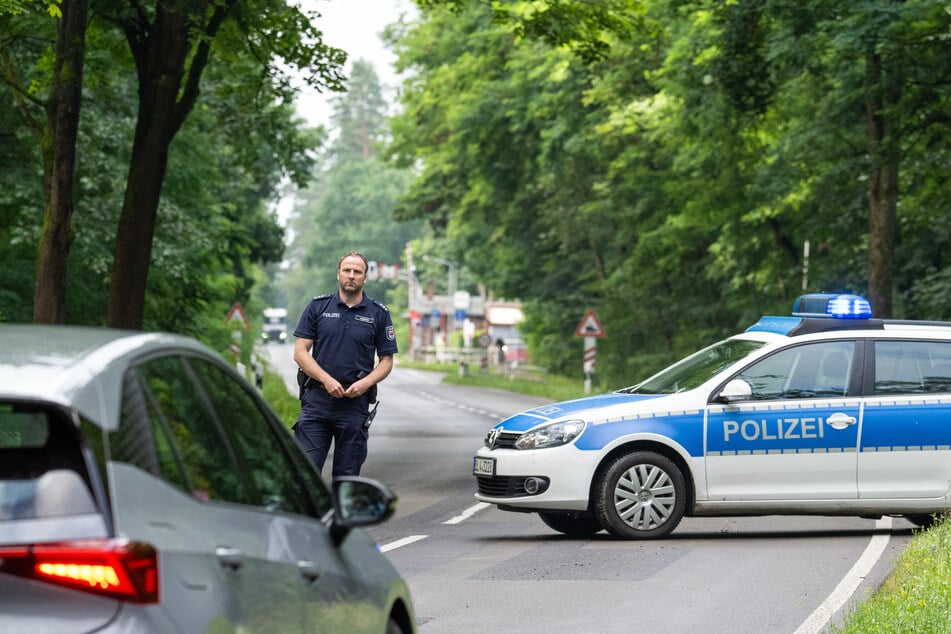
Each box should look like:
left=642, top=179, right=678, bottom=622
left=344, top=380, right=366, bottom=399
left=326, top=379, right=345, bottom=398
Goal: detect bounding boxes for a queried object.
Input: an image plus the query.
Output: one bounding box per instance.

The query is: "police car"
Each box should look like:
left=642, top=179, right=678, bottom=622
left=473, top=294, right=951, bottom=539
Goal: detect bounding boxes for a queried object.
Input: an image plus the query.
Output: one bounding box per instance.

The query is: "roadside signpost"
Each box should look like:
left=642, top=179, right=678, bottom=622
left=478, top=333, right=492, bottom=373
left=226, top=302, right=250, bottom=367
left=574, top=310, right=605, bottom=394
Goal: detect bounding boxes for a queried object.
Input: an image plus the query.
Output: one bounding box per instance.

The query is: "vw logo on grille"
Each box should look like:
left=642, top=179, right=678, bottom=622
left=485, top=428, right=501, bottom=449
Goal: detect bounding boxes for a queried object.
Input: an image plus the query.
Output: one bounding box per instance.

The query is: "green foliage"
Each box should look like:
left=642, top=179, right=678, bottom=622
left=390, top=0, right=951, bottom=384
left=283, top=61, right=420, bottom=327
left=0, top=0, right=328, bottom=342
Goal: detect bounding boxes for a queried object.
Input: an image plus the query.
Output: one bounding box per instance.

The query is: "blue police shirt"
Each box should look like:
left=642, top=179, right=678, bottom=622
left=293, top=292, right=397, bottom=388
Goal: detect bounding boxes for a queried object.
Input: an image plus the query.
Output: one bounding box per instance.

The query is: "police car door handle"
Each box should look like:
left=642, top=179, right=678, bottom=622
left=826, top=413, right=857, bottom=430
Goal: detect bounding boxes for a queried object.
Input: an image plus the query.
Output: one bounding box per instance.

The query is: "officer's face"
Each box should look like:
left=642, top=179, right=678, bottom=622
left=338, top=256, right=367, bottom=293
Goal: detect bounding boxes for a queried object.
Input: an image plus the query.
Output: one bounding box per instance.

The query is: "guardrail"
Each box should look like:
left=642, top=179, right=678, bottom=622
left=503, top=363, right=549, bottom=382
left=409, top=346, right=548, bottom=382
left=411, top=346, right=485, bottom=365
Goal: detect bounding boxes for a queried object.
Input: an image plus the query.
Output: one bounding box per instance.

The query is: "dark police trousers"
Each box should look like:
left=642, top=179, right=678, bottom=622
left=294, top=388, right=369, bottom=478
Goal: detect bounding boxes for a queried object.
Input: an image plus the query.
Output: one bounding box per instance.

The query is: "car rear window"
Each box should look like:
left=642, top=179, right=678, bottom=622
left=0, top=403, right=97, bottom=522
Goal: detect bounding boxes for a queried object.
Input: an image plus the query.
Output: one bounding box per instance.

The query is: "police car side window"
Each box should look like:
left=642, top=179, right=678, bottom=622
left=875, top=341, right=951, bottom=395
left=738, top=341, right=854, bottom=400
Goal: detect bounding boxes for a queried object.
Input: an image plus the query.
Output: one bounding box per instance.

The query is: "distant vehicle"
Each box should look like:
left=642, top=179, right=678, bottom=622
left=474, top=293, right=951, bottom=539
left=0, top=325, right=416, bottom=633
left=502, top=339, right=528, bottom=363
left=262, top=307, right=288, bottom=343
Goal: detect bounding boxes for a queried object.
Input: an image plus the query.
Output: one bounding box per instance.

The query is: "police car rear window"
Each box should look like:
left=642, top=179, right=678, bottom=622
left=620, top=339, right=766, bottom=395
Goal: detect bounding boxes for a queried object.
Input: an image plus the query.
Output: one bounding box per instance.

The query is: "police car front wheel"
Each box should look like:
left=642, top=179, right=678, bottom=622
left=594, top=451, right=687, bottom=539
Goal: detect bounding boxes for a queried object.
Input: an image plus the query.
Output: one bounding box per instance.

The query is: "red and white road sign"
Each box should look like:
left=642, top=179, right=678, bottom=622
left=226, top=302, right=250, bottom=330
left=574, top=310, right=605, bottom=338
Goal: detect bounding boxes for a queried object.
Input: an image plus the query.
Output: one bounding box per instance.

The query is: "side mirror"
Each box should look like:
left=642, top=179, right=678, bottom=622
left=718, top=378, right=752, bottom=403
left=329, top=476, right=397, bottom=546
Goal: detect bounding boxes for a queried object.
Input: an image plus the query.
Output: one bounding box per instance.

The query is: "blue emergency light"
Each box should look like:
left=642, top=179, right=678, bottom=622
left=792, top=293, right=872, bottom=319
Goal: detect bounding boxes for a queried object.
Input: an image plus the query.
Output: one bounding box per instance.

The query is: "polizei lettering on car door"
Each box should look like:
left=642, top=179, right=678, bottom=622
left=722, top=417, right=825, bottom=442
left=706, top=400, right=861, bottom=457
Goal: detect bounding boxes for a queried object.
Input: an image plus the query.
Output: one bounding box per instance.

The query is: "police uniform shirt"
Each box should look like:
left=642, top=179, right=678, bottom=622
left=293, top=292, right=398, bottom=390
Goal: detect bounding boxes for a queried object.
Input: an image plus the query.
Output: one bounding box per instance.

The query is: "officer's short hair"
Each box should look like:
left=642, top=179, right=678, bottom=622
left=338, top=250, right=369, bottom=274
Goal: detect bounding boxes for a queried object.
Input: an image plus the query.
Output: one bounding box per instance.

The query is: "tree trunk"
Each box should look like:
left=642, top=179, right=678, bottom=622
left=864, top=50, right=900, bottom=319
left=32, top=0, right=88, bottom=324
left=105, top=0, right=231, bottom=330
left=105, top=6, right=192, bottom=330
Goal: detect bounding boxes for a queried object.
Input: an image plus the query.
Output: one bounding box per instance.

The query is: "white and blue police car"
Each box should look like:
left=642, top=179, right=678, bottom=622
left=473, top=294, right=951, bottom=539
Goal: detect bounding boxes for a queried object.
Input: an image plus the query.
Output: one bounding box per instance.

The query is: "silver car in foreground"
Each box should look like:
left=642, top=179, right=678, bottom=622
left=0, top=325, right=415, bottom=633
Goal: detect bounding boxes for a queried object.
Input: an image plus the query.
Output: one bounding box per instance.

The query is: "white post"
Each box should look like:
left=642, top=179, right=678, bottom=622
left=583, top=336, right=596, bottom=394
left=802, top=240, right=810, bottom=291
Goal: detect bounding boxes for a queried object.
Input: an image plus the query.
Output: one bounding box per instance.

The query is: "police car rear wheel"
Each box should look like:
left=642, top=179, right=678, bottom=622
left=538, top=511, right=604, bottom=537
left=904, top=513, right=943, bottom=528
left=594, top=451, right=686, bottom=539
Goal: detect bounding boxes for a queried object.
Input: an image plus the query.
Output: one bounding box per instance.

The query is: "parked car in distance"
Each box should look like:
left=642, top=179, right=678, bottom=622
left=0, top=325, right=415, bottom=633
left=262, top=307, right=289, bottom=343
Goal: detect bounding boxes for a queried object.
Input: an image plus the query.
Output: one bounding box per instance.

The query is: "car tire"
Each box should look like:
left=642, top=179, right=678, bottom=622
left=594, top=451, right=686, bottom=539
left=538, top=511, right=604, bottom=537
left=386, top=616, right=405, bottom=634
left=904, top=513, right=943, bottom=529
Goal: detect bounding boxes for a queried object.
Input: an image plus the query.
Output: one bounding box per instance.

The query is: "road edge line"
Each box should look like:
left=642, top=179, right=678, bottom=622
left=793, top=516, right=893, bottom=634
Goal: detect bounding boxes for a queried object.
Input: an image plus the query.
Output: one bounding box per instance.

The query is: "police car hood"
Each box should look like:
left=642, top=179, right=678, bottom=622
left=497, top=392, right=668, bottom=432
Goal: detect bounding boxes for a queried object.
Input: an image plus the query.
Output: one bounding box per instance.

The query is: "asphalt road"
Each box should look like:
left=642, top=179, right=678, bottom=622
left=262, top=343, right=916, bottom=634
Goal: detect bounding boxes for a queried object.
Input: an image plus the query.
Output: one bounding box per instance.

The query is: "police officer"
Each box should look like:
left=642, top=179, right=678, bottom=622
left=292, top=251, right=397, bottom=478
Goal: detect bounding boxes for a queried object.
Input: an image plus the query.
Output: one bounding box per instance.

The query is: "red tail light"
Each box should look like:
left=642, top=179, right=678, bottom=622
left=0, top=539, right=158, bottom=603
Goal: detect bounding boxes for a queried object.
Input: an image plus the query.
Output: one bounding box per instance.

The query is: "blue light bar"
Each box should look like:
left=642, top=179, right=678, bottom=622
left=792, top=294, right=872, bottom=319
left=746, top=316, right=803, bottom=335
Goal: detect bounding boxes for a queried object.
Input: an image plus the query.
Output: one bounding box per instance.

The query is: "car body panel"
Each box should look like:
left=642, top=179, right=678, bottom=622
left=0, top=325, right=209, bottom=432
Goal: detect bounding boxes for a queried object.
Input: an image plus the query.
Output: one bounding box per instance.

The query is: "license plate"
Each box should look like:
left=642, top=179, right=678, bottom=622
left=473, top=456, right=495, bottom=476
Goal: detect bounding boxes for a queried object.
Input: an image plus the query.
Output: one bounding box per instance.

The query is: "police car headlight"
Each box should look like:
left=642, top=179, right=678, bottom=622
left=514, top=420, right=586, bottom=450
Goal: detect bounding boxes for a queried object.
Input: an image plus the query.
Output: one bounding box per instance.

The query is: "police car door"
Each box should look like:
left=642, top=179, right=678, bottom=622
left=705, top=340, right=861, bottom=500
left=859, top=339, right=951, bottom=499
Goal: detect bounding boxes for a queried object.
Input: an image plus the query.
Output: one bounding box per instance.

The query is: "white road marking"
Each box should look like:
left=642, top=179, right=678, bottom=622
left=380, top=503, right=490, bottom=554
left=793, top=516, right=893, bottom=634
left=380, top=534, right=428, bottom=552
left=414, top=390, right=503, bottom=420
left=443, top=502, right=491, bottom=525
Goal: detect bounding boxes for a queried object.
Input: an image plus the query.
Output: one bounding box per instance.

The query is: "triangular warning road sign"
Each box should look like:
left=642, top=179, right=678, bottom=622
left=574, top=310, right=605, bottom=338
left=226, top=302, right=250, bottom=330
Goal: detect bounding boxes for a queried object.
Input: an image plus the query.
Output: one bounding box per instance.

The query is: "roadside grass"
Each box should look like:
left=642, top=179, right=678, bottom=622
left=400, top=360, right=587, bottom=402
left=832, top=517, right=951, bottom=633
left=261, top=367, right=299, bottom=429
left=261, top=359, right=950, bottom=629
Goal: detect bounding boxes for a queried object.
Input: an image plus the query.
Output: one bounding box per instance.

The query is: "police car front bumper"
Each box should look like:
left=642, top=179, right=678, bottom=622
left=473, top=445, right=594, bottom=511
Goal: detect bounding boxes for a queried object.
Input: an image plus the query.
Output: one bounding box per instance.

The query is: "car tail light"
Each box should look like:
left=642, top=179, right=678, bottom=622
left=0, top=539, right=158, bottom=603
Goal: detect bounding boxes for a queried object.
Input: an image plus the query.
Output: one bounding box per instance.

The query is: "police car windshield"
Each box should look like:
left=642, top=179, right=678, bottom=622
left=619, top=339, right=766, bottom=395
